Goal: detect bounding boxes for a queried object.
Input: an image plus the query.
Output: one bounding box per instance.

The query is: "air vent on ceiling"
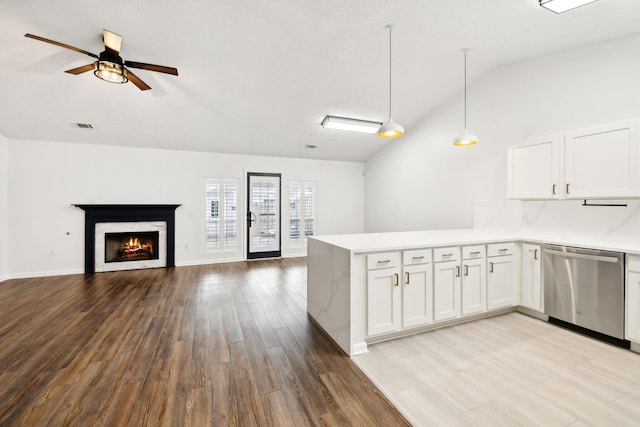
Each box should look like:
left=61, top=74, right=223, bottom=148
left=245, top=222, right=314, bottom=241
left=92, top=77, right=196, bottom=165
left=71, top=123, right=94, bottom=129
left=305, top=144, right=318, bottom=149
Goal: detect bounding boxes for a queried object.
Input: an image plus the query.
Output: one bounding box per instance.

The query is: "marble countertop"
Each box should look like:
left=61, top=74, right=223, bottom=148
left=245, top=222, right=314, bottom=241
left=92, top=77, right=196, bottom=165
left=309, top=228, right=640, bottom=255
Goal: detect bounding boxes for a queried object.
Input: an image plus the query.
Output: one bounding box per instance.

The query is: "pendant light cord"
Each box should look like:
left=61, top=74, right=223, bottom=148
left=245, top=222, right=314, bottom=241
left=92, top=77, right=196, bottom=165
left=388, top=25, right=393, bottom=120
left=463, top=49, right=467, bottom=129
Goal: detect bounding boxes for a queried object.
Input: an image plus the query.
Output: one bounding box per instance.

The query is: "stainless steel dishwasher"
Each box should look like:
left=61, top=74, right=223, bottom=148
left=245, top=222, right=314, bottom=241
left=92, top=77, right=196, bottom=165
left=543, top=244, right=628, bottom=347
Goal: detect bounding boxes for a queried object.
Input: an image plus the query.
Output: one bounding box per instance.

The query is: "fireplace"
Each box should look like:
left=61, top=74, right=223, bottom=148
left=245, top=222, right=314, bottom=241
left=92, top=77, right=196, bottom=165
left=74, top=204, right=181, bottom=273
left=105, top=231, right=159, bottom=263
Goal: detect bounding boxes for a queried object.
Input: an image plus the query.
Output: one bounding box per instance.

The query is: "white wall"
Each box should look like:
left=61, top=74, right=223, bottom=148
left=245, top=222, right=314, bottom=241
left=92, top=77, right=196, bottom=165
left=7, top=139, right=365, bottom=278
left=365, top=34, right=640, bottom=232
left=0, top=133, right=8, bottom=281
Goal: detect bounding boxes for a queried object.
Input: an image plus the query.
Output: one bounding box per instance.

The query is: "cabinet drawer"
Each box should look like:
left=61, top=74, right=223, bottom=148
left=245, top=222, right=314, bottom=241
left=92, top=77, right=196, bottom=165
left=367, top=252, right=401, bottom=270
left=628, top=255, right=640, bottom=273
left=487, top=242, right=515, bottom=257
left=462, top=245, right=485, bottom=259
left=403, top=249, right=432, bottom=265
left=433, top=247, right=460, bottom=263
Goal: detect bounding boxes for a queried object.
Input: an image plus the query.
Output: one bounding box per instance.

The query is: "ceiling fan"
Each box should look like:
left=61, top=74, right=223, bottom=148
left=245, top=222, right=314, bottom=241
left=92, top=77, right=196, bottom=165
left=24, top=29, right=178, bottom=91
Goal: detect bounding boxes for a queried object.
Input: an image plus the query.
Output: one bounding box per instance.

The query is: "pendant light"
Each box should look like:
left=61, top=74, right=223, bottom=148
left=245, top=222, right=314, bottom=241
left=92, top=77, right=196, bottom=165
left=378, top=25, right=404, bottom=139
left=453, top=48, right=478, bottom=147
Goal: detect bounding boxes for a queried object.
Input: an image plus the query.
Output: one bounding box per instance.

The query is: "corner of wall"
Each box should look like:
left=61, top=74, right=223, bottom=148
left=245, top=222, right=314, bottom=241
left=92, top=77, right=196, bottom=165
left=0, top=134, right=9, bottom=282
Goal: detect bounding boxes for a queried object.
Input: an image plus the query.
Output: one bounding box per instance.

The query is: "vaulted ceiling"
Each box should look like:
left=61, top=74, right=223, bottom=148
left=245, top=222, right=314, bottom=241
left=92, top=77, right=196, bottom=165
left=2, top=0, right=640, bottom=161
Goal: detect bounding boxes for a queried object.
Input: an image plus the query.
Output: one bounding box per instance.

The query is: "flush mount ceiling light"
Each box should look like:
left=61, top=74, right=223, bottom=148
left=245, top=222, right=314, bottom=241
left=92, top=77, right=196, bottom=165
left=453, top=48, right=478, bottom=147
left=321, top=116, right=382, bottom=134
left=539, top=0, right=598, bottom=13
left=378, top=25, right=404, bottom=139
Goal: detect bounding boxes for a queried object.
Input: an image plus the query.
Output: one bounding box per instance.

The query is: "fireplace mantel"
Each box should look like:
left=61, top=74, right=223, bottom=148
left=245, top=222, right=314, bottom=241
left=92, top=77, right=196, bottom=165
left=74, top=204, right=181, bottom=274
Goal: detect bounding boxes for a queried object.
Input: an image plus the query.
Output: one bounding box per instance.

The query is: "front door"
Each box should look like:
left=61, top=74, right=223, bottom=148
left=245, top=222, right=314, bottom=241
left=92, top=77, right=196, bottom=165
left=247, top=172, right=281, bottom=259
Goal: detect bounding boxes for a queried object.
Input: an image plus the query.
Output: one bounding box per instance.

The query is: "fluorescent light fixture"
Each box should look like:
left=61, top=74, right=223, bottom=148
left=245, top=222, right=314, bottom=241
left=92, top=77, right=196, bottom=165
left=539, top=0, right=598, bottom=13
left=321, top=116, right=382, bottom=134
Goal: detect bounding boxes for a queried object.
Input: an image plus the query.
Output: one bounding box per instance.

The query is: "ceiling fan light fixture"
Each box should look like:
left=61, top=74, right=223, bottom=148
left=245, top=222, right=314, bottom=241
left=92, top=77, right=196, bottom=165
left=94, top=61, right=128, bottom=84
left=321, top=116, right=382, bottom=134
left=539, top=0, right=598, bottom=13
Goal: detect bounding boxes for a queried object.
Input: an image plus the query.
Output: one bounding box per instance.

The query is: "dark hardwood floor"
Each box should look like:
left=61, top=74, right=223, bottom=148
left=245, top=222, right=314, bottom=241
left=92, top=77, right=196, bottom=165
left=0, top=258, right=409, bottom=426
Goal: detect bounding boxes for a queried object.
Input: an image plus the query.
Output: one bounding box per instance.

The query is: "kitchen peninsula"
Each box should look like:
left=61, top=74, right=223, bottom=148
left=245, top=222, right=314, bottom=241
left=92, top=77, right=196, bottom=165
left=307, top=228, right=640, bottom=357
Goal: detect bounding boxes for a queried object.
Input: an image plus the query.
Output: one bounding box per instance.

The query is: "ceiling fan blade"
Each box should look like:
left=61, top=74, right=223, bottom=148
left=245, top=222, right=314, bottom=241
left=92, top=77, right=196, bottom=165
left=126, top=70, right=151, bottom=91
left=65, top=63, right=96, bottom=75
left=125, top=60, right=178, bottom=76
left=25, top=33, right=98, bottom=59
left=102, top=29, right=122, bottom=53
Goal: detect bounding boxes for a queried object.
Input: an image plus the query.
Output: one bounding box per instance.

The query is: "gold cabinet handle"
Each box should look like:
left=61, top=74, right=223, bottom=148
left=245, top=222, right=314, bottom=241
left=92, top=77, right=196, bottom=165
left=412, top=256, right=425, bottom=261
left=377, top=259, right=391, bottom=264
left=489, top=262, right=494, bottom=273
left=394, top=273, right=399, bottom=287
left=534, top=249, right=539, bottom=260
left=455, top=266, right=460, bottom=277
left=464, top=265, right=469, bottom=276
left=405, top=272, right=410, bottom=285
left=552, top=184, right=557, bottom=195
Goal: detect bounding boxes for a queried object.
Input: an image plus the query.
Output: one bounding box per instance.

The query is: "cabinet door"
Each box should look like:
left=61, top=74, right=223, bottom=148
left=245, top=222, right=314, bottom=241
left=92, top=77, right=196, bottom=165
left=433, top=260, right=461, bottom=322
left=487, top=255, right=516, bottom=310
left=626, top=271, right=640, bottom=343
left=461, top=258, right=486, bottom=316
left=508, top=136, right=560, bottom=199
left=367, top=267, right=401, bottom=336
left=521, top=244, right=542, bottom=312
left=403, top=263, right=433, bottom=328
left=564, top=119, right=639, bottom=198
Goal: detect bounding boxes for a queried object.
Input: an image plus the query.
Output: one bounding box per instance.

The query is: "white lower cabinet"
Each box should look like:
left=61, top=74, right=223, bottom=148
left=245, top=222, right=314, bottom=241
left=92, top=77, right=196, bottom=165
left=366, top=252, right=401, bottom=336
left=433, top=247, right=461, bottom=322
left=366, top=242, right=520, bottom=341
left=402, top=249, right=433, bottom=328
left=461, top=246, right=487, bottom=316
left=626, top=256, right=640, bottom=343
left=521, top=243, right=543, bottom=312
left=487, top=243, right=517, bottom=310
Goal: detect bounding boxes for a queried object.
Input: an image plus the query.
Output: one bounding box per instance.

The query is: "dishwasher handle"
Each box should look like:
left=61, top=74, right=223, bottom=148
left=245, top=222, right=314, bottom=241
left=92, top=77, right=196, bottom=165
left=544, top=248, right=621, bottom=263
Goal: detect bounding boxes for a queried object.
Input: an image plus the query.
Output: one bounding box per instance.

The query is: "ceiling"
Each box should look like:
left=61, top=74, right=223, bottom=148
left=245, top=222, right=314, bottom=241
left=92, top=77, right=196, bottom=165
left=1, top=0, right=640, bottom=162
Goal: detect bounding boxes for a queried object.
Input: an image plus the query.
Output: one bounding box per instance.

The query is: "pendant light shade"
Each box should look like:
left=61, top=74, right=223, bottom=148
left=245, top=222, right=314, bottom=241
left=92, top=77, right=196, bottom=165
left=378, top=25, right=404, bottom=139
left=378, top=117, right=404, bottom=138
left=453, top=129, right=478, bottom=146
left=453, top=48, right=478, bottom=147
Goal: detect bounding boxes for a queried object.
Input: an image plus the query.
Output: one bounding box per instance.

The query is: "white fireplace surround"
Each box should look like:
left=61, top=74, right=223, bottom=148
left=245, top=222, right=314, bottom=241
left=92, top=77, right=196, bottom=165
left=95, top=221, right=167, bottom=272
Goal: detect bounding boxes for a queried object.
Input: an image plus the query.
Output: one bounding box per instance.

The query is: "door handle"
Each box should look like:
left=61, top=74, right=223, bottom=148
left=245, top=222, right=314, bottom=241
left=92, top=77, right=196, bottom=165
left=464, top=265, right=469, bottom=276
left=552, top=184, right=557, bottom=195
left=534, top=249, right=539, bottom=260
left=405, top=272, right=410, bottom=285
left=489, top=262, right=494, bottom=273
left=247, top=211, right=257, bottom=228
left=394, top=273, right=399, bottom=287
left=455, top=266, right=460, bottom=277
left=566, top=183, right=570, bottom=194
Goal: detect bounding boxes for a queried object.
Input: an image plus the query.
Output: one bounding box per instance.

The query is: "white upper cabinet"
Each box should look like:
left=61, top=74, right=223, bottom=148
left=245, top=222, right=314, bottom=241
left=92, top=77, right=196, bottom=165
left=508, top=118, right=640, bottom=200
left=564, top=119, right=639, bottom=198
left=508, top=135, right=560, bottom=199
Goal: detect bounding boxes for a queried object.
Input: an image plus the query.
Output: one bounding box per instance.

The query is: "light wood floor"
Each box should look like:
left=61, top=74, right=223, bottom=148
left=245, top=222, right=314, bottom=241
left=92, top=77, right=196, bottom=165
left=0, top=258, right=409, bottom=426
left=355, top=312, right=640, bottom=426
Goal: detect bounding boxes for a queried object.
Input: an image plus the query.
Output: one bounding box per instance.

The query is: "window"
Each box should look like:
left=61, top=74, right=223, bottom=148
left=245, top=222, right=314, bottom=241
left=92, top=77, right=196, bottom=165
left=204, top=178, right=239, bottom=250
left=288, top=181, right=316, bottom=246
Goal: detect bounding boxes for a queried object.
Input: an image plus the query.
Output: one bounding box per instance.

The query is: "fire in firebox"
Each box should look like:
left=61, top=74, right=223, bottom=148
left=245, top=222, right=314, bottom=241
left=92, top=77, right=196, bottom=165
left=105, top=231, right=160, bottom=263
